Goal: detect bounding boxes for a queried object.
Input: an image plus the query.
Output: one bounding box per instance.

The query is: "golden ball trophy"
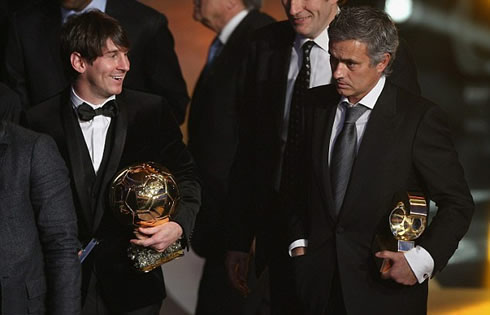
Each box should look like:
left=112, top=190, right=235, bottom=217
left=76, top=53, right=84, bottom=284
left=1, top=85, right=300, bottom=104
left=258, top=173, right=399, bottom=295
left=110, top=162, right=184, bottom=272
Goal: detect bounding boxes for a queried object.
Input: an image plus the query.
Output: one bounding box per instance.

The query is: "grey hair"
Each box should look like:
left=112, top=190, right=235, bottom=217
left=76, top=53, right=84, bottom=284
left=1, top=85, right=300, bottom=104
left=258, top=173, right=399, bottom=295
left=328, top=6, right=399, bottom=75
left=242, top=0, right=262, bottom=9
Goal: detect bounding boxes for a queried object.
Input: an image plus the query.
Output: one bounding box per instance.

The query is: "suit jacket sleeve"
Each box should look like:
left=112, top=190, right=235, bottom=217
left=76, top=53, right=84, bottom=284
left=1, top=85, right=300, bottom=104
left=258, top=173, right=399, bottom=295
left=144, top=14, right=189, bottom=124
left=413, top=104, right=474, bottom=274
left=156, top=104, right=201, bottom=247
left=30, top=134, right=81, bottom=315
left=224, top=39, right=261, bottom=253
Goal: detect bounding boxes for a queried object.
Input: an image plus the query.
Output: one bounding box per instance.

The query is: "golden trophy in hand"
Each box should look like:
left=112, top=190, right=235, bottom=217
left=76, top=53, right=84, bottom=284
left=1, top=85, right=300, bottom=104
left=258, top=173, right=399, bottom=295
left=376, top=192, right=428, bottom=272
left=110, top=162, right=184, bottom=272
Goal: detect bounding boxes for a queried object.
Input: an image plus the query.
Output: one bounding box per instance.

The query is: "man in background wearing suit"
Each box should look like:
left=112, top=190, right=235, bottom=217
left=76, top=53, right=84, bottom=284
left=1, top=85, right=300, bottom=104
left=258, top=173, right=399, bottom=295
left=225, top=1, right=421, bottom=314
left=26, top=11, right=201, bottom=314
left=289, top=7, right=474, bottom=314
left=3, top=0, right=189, bottom=123
left=188, top=1, right=273, bottom=314
left=0, top=116, right=80, bottom=313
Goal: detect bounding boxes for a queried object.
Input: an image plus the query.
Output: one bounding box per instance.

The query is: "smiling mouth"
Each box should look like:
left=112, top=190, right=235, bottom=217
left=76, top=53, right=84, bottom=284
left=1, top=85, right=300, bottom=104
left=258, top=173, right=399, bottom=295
left=292, top=15, right=311, bottom=25
left=111, top=75, right=124, bottom=81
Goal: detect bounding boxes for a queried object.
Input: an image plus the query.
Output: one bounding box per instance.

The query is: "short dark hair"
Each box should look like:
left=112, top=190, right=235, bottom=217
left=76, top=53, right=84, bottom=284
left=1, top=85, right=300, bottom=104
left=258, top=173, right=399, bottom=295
left=60, top=10, right=130, bottom=80
left=328, top=6, right=399, bottom=75
left=242, top=0, right=262, bottom=10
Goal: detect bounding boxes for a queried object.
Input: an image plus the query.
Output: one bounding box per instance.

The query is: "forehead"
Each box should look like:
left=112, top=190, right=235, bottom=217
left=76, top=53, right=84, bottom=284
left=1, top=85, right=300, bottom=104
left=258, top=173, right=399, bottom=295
left=101, top=38, right=128, bottom=53
left=330, top=39, right=369, bottom=57
left=59, top=0, right=90, bottom=10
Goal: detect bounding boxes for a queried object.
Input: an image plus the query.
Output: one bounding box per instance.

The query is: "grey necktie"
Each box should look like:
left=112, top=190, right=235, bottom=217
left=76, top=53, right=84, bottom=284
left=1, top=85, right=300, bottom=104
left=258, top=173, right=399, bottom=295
left=330, top=102, right=368, bottom=215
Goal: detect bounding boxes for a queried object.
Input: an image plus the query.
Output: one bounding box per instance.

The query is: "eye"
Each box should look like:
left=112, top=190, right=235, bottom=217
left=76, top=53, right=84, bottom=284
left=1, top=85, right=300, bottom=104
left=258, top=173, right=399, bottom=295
left=347, top=61, right=356, bottom=69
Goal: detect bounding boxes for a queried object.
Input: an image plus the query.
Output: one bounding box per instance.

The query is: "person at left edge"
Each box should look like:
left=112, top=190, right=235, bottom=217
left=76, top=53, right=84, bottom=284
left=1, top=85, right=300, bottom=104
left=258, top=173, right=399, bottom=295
left=0, top=110, right=81, bottom=313
left=3, top=0, right=189, bottom=123
left=25, top=10, right=201, bottom=314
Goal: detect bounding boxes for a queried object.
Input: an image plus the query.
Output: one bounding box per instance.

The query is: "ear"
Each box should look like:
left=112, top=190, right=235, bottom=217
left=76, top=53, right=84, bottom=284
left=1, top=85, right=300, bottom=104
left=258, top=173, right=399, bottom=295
left=376, top=53, right=391, bottom=74
left=70, top=52, right=87, bottom=74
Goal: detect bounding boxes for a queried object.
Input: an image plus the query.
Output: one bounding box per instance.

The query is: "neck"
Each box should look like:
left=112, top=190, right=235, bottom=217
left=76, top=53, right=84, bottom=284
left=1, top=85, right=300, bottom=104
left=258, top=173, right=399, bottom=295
left=73, top=81, right=112, bottom=105
left=214, top=3, right=245, bottom=33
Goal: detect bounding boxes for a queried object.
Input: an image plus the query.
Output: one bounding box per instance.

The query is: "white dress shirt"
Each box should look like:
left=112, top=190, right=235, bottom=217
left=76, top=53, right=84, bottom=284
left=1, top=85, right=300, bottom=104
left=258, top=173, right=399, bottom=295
left=70, top=87, right=115, bottom=174
left=289, top=76, right=434, bottom=284
left=61, top=0, right=107, bottom=24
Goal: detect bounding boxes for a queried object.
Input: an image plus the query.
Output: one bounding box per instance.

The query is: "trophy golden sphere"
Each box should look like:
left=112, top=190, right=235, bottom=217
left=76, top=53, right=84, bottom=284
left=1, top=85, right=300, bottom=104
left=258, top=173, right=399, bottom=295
left=389, top=202, right=427, bottom=241
left=110, top=162, right=180, bottom=227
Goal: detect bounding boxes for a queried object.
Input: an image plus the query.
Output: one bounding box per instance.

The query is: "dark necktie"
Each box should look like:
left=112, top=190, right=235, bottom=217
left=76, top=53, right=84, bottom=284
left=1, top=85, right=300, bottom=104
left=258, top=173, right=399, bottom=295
left=206, top=37, right=224, bottom=67
left=77, top=100, right=119, bottom=121
left=330, top=102, right=368, bottom=215
left=280, top=41, right=315, bottom=195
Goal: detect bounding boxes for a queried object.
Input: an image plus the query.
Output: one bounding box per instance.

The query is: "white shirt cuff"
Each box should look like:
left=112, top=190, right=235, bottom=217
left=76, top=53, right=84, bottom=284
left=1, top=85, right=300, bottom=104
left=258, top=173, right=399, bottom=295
left=288, top=239, right=308, bottom=257
left=403, top=245, right=434, bottom=284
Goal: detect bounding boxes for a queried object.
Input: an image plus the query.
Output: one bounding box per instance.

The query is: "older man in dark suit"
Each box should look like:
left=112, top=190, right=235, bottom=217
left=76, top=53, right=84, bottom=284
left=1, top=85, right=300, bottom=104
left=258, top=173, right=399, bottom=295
left=188, top=0, right=273, bottom=314
left=3, top=0, right=189, bottom=123
left=289, top=7, right=474, bottom=314
left=25, top=11, right=200, bottom=315
left=0, top=118, right=81, bottom=314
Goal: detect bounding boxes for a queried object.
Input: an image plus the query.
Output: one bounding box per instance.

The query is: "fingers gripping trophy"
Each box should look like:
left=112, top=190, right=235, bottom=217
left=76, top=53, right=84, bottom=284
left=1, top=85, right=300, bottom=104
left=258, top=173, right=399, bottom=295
left=110, top=162, right=184, bottom=272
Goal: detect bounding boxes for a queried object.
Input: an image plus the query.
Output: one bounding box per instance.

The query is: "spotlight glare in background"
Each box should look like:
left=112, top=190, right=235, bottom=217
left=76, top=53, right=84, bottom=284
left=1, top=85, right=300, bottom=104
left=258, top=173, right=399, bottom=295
left=385, top=0, right=413, bottom=23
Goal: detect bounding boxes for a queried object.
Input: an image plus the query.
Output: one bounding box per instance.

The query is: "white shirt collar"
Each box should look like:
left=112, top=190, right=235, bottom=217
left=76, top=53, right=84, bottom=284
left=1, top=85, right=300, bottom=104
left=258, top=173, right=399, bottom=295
left=294, top=24, right=329, bottom=54
left=340, top=76, right=386, bottom=110
left=61, top=0, right=107, bottom=24
left=218, top=9, right=249, bottom=45
left=70, top=86, right=116, bottom=110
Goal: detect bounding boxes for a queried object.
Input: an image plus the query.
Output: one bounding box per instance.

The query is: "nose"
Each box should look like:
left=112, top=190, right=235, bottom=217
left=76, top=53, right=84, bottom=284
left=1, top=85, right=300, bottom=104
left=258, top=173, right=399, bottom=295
left=332, top=62, right=344, bottom=80
left=287, top=0, right=303, bottom=16
left=119, top=54, right=130, bottom=72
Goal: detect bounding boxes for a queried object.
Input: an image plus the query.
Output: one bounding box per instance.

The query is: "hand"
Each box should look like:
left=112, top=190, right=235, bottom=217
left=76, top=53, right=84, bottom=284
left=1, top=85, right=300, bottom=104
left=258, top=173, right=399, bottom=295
left=225, top=251, right=250, bottom=297
left=375, top=250, right=417, bottom=286
left=291, top=246, right=306, bottom=257
left=130, top=222, right=183, bottom=252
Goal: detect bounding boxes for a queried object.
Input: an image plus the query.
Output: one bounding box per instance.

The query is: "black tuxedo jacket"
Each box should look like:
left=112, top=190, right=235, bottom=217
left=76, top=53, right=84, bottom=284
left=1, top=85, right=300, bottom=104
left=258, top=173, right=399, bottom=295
left=188, top=10, right=274, bottom=257
left=289, top=82, right=474, bottom=314
left=0, top=121, right=80, bottom=314
left=226, top=21, right=421, bottom=273
left=25, top=88, right=201, bottom=312
left=3, top=0, right=189, bottom=123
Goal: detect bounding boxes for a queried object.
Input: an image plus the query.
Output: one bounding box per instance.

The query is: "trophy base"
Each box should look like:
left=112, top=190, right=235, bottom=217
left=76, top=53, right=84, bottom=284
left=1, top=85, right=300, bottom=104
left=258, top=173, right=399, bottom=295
left=397, top=240, right=414, bottom=252
left=128, top=240, right=184, bottom=273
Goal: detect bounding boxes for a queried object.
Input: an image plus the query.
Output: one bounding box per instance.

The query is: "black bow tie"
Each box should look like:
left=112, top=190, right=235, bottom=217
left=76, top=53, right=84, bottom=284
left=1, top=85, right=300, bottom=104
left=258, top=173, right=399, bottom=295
left=77, top=100, right=119, bottom=121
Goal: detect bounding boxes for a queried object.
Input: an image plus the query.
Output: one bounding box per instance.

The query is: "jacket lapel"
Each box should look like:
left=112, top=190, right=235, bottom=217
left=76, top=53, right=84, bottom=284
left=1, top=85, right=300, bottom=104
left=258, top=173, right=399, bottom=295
left=92, top=96, right=128, bottom=232
left=61, top=97, right=94, bottom=232
left=307, top=85, right=340, bottom=220
left=338, top=82, right=398, bottom=222
left=274, top=29, right=295, bottom=141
